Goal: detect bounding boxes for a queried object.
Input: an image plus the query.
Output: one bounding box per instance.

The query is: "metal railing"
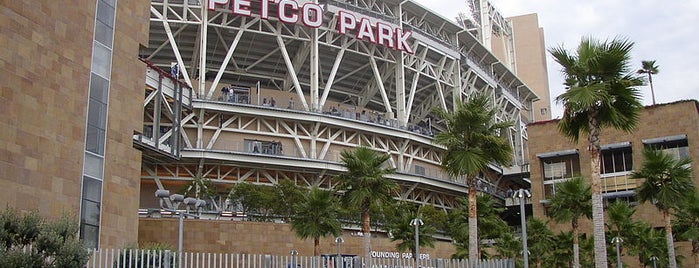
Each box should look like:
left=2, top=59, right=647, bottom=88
left=86, top=249, right=514, bottom=268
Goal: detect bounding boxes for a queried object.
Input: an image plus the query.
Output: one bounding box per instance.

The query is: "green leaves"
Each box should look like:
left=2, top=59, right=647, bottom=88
left=0, top=207, right=89, bottom=268
left=434, top=93, right=513, bottom=178
left=551, top=36, right=644, bottom=142
left=632, top=148, right=694, bottom=211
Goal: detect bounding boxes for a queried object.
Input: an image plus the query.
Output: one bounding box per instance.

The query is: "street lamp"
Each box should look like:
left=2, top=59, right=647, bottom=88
left=650, top=256, right=659, bottom=268
left=513, top=189, right=531, bottom=268
left=612, top=236, right=624, bottom=268
left=155, top=190, right=205, bottom=255
left=335, top=237, right=344, bottom=268
left=410, top=218, right=424, bottom=262
left=290, top=249, right=299, bottom=268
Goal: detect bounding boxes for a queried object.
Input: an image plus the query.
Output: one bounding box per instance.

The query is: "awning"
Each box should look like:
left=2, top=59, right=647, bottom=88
left=601, top=141, right=631, bottom=150
left=642, top=134, right=687, bottom=144
left=536, top=149, right=578, bottom=159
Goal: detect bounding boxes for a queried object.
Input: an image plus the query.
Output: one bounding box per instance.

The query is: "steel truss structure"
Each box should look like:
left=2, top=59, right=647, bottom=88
left=138, top=0, right=538, bottom=211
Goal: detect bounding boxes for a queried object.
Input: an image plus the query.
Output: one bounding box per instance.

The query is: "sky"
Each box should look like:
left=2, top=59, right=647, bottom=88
left=413, top=0, right=699, bottom=118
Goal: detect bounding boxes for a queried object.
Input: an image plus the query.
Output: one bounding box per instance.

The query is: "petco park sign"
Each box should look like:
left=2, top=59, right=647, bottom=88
left=208, top=0, right=414, bottom=54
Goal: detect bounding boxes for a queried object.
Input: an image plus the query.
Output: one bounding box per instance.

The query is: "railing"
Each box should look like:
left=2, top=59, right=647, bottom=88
left=86, top=249, right=514, bottom=268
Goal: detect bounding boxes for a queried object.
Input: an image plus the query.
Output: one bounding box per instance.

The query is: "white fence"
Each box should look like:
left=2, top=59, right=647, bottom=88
left=86, top=249, right=513, bottom=268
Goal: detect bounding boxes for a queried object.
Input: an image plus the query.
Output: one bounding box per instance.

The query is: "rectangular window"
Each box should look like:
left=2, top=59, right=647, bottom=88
left=244, top=139, right=282, bottom=155
left=540, top=153, right=580, bottom=199
left=414, top=165, right=426, bottom=175
left=80, top=224, right=99, bottom=249
left=542, top=154, right=580, bottom=180
left=644, top=135, right=690, bottom=161
left=601, top=147, right=633, bottom=174
left=84, top=152, right=104, bottom=179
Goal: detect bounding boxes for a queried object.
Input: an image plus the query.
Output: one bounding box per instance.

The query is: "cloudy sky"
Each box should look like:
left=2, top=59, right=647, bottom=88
left=413, top=0, right=699, bottom=117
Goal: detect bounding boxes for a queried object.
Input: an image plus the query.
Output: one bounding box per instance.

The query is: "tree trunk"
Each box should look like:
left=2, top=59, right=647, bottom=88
left=664, top=210, right=677, bottom=268
left=648, top=73, right=656, bottom=105
left=314, top=238, right=320, bottom=256
left=363, top=210, right=372, bottom=267
left=467, top=176, right=479, bottom=263
left=588, top=115, right=608, bottom=268
left=573, top=221, right=580, bottom=268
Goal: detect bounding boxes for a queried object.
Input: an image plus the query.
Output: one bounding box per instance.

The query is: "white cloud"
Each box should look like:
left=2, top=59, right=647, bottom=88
left=414, top=0, right=699, bottom=117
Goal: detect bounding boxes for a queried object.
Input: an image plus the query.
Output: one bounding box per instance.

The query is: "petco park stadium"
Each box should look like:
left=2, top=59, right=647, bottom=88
left=136, top=0, right=539, bottom=216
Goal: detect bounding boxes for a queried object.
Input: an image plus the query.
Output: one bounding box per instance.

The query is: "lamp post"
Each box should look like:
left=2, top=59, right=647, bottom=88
left=290, top=249, right=299, bottom=268
left=410, top=218, right=424, bottom=262
left=612, top=236, right=623, bottom=268
left=650, top=256, right=659, bottom=268
left=514, top=189, right=531, bottom=268
left=155, top=189, right=205, bottom=262
left=335, top=237, right=344, bottom=268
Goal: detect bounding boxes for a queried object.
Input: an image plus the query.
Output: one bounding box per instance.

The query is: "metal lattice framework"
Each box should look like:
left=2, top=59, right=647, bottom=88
left=138, top=0, right=537, bottom=211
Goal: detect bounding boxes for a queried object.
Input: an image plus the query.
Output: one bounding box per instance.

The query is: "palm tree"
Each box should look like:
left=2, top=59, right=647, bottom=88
left=674, top=192, right=699, bottom=266
left=637, top=60, right=659, bottom=105
left=545, top=231, right=575, bottom=268
left=546, top=177, right=592, bottom=268
left=605, top=201, right=638, bottom=267
left=337, top=146, right=397, bottom=263
left=632, top=148, right=694, bottom=268
left=493, top=231, right=521, bottom=261
left=549, top=36, right=644, bottom=267
left=527, top=218, right=554, bottom=268
left=386, top=205, right=436, bottom=260
left=631, top=222, right=668, bottom=267
left=433, top=93, right=513, bottom=261
left=291, top=187, right=342, bottom=256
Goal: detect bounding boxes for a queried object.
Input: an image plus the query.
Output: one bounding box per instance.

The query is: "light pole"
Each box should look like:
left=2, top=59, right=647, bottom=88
left=514, top=189, right=531, bottom=268
left=155, top=189, right=205, bottom=267
left=612, top=236, right=623, bottom=268
left=335, top=237, right=344, bottom=268
left=290, top=249, right=299, bottom=268
left=410, top=218, right=424, bottom=262
left=650, top=256, right=659, bottom=268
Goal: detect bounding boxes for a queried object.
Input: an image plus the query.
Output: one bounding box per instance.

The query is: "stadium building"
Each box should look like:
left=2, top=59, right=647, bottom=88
left=1, top=0, right=544, bottom=254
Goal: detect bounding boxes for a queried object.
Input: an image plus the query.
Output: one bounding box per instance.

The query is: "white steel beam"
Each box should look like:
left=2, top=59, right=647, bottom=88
left=206, top=20, right=248, bottom=99
left=276, top=35, right=309, bottom=111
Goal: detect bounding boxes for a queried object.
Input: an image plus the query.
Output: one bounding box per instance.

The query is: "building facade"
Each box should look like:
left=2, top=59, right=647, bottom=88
left=527, top=100, right=699, bottom=260
left=1, top=0, right=150, bottom=248
left=465, top=0, right=552, bottom=122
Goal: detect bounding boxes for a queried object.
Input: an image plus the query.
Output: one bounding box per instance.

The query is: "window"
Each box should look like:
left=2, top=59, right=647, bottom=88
left=414, top=165, right=426, bottom=176
left=540, top=108, right=548, bottom=115
left=539, top=151, right=580, bottom=199
left=643, top=135, right=690, bottom=160
left=245, top=139, right=283, bottom=155
left=542, top=155, right=580, bottom=180
left=601, top=146, right=633, bottom=174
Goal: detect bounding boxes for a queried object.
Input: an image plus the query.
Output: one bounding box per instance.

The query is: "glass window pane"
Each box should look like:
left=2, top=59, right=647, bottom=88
left=91, top=42, right=111, bottom=78
left=80, top=224, right=99, bottom=249
left=88, top=99, right=106, bottom=129
left=81, top=199, right=101, bottom=226
left=102, top=0, right=116, bottom=8
left=89, top=73, right=109, bottom=103
left=84, top=152, right=104, bottom=179
left=602, top=152, right=613, bottom=174
left=94, top=20, right=113, bottom=48
left=85, top=125, right=104, bottom=155
left=96, top=0, right=115, bottom=27
left=623, top=151, right=633, bottom=171
left=82, top=176, right=102, bottom=202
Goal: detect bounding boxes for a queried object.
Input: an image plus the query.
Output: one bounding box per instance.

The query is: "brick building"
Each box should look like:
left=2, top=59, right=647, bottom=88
left=526, top=100, right=699, bottom=260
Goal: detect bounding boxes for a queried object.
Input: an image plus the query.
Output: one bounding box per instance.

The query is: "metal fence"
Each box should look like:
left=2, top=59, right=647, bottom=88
left=86, top=249, right=513, bottom=268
